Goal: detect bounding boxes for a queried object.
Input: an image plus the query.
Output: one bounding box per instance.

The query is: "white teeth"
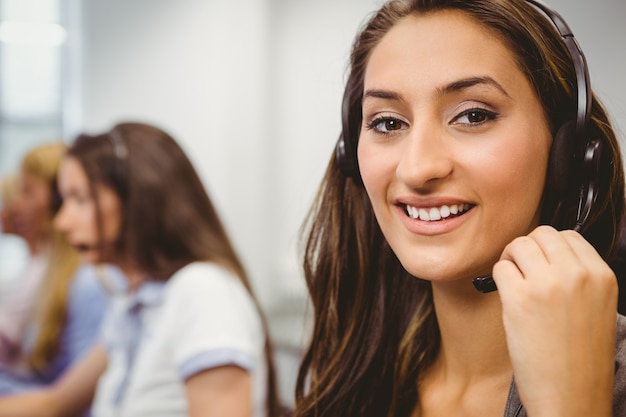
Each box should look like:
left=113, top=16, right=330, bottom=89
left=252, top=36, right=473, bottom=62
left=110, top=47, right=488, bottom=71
left=405, top=203, right=469, bottom=221
left=429, top=207, right=441, bottom=221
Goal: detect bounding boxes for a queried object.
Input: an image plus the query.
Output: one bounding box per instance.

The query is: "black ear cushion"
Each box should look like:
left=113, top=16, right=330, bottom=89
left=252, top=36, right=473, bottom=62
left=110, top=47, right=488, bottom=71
left=337, top=91, right=359, bottom=178
left=547, top=120, right=578, bottom=196
left=335, top=136, right=354, bottom=176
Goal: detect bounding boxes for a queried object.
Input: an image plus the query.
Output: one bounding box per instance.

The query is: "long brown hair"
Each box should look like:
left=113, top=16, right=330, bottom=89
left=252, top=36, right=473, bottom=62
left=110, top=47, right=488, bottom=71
left=18, top=142, right=82, bottom=374
left=295, top=1, right=625, bottom=416
left=66, top=122, right=282, bottom=416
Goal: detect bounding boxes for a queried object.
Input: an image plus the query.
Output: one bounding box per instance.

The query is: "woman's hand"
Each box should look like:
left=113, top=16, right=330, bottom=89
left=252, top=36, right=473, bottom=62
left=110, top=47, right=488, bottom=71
left=492, top=225, right=617, bottom=417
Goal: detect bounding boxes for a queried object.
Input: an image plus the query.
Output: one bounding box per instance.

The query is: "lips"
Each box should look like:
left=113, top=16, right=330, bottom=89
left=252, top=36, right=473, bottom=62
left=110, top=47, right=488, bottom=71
left=404, top=203, right=472, bottom=221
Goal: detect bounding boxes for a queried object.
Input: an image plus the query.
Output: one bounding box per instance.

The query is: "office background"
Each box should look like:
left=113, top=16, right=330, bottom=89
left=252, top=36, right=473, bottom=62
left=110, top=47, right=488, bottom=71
left=1, top=0, right=625, bottom=406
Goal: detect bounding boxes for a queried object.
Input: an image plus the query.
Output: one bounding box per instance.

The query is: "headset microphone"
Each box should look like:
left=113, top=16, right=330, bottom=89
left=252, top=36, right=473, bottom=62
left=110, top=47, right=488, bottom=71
left=473, top=275, right=498, bottom=293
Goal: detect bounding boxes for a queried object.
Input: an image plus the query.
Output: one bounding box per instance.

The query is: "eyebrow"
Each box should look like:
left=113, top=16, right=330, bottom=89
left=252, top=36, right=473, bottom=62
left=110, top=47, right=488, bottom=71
left=362, top=76, right=510, bottom=102
left=437, top=76, right=510, bottom=97
left=362, top=89, right=402, bottom=101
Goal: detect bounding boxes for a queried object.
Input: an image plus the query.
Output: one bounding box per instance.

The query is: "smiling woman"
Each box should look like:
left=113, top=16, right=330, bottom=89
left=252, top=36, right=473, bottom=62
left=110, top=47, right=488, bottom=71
left=358, top=12, right=552, bottom=282
left=294, top=0, right=626, bottom=417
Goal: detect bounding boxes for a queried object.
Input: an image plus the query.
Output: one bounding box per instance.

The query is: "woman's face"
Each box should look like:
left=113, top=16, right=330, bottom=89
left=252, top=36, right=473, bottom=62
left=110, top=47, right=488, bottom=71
left=12, top=171, right=53, bottom=248
left=55, top=156, right=122, bottom=264
left=357, top=11, right=552, bottom=284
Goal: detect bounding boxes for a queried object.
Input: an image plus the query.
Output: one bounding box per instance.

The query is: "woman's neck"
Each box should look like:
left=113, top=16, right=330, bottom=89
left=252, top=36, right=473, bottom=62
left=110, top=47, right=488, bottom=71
left=416, top=280, right=513, bottom=417
left=430, top=280, right=511, bottom=378
left=116, top=262, right=145, bottom=292
left=27, top=238, right=48, bottom=256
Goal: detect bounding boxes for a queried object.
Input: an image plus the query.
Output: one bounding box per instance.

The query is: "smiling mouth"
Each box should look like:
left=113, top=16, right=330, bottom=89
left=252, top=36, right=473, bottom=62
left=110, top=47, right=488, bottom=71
left=403, top=203, right=472, bottom=221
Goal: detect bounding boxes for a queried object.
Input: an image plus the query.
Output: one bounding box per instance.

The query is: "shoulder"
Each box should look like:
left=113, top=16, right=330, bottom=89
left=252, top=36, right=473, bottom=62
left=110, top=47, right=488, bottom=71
left=161, top=262, right=262, bottom=329
left=67, top=264, right=110, bottom=304
left=161, top=262, right=259, bottom=321
left=166, top=262, right=249, bottom=301
left=64, top=266, right=111, bottom=333
left=70, top=264, right=102, bottom=287
left=157, top=263, right=265, bottom=367
left=171, top=261, right=237, bottom=282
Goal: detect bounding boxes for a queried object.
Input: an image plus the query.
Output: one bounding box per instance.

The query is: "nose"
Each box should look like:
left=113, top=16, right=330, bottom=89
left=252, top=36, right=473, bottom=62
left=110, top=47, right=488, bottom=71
left=395, top=122, right=453, bottom=188
left=53, top=201, right=70, bottom=233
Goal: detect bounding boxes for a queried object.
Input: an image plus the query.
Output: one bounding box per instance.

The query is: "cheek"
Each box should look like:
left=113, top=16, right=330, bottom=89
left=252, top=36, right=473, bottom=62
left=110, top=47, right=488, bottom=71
left=68, top=206, right=99, bottom=239
left=102, top=217, right=121, bottom=241
left=25, top=195, right=51, bottom=225
left=482, top=141, right=550, bottom=223
left=99, top=204, right=122, bottom=242
left=35, top=195, right=52, bottom=218
left=358, top=141, right=393, bottom=203
left=85, top=213, right=100, bottom=236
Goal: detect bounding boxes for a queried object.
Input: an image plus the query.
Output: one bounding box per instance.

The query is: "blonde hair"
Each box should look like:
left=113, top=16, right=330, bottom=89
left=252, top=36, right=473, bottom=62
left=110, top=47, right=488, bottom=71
left=20, top=143, right=67, bottom=185
left=1, top=175, right=18, bottom=234
left=19, top=142, right=81, bottom=374
left=1, top=175, right=17, bottom=205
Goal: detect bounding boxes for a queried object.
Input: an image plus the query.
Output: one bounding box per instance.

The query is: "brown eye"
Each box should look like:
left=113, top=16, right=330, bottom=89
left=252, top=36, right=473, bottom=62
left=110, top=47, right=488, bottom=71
left=367, top=116, right=406, bottom=134
left=452, top=108, right=499, bottom=126
left=466, top=111, right=487, bottom=123
left=382, top=119, right=400, bottom=131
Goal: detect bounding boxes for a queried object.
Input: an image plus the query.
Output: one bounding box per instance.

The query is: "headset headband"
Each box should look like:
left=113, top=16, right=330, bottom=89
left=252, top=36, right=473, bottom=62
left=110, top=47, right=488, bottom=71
left=524, top=0, right=591, bottom=137
left=106, top=129, right=129, bottom=197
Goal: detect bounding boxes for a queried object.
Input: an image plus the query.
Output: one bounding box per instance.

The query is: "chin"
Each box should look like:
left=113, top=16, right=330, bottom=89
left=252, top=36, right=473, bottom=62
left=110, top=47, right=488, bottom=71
left=400, top=259, right=491, bottom=284
left=78, top=252, right=100, bottom=264
left=79, top=257, right=96, bottom=265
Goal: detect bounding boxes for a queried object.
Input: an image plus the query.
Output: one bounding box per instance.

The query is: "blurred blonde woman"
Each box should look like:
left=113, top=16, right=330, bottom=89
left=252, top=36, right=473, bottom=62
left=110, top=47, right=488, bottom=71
left=0, top=174, right=18, bottom=235
left=0, top=142, right=112, bottom=396
left=0, top=174, right=28, bottom=288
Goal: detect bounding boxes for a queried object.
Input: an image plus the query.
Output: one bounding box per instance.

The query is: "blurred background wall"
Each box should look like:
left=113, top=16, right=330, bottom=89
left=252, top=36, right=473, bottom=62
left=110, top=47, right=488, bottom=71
left=1, top=0, right=625, bottom=407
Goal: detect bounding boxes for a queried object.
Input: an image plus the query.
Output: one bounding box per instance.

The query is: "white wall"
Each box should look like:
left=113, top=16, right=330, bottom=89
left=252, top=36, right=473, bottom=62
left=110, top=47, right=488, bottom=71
left=547, top=0, right=626, bottom=140
left=65, top=0, right=626, bottom=406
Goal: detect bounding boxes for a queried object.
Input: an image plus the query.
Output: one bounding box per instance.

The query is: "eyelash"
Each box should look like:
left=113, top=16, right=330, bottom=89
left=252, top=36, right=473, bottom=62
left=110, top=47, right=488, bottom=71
left=365, top=107, right=499, bottom=135
left=451, top=107, right=499, bottom=126
left=365, top=116, right=406, bottom=135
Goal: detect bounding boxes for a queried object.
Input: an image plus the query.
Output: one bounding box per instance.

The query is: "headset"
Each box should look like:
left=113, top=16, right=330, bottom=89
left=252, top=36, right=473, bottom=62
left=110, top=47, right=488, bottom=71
left=107, top=128, right=130, bottom=198
left=108, top=129, right=129, bottom=170
left=333, top=0, right=603, bottom=293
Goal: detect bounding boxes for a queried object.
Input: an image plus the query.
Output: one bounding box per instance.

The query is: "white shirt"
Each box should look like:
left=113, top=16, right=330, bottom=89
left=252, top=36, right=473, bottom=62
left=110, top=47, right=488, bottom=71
left=91, top=262, right=267, bottom=417
left=0, top=252, right=47, bottom=362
